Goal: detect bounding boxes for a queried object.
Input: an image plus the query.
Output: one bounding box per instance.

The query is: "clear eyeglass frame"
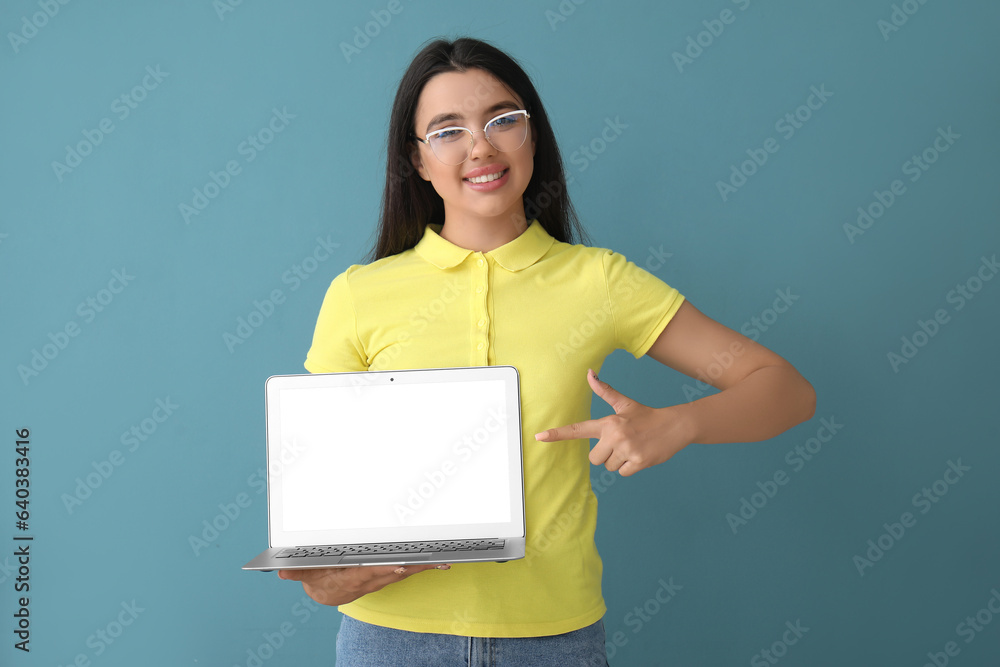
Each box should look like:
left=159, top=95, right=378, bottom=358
left=414, top=109, right=531, bottom=165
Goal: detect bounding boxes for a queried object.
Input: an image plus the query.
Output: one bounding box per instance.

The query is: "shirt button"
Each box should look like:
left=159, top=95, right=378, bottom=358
left=477, top=342, right=484, bottom=350
left=476, top=286, right=484, bottom=294
left=478, top=319, right=486, bottom=327
left=477, top=259, right=485, bottom=267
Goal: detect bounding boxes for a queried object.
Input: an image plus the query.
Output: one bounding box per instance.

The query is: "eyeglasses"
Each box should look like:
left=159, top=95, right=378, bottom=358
left=415, top=110, right=531, bottom=166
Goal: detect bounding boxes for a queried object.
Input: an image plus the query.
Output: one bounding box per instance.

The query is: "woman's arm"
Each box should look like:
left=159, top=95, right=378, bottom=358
left=647, top=300, right=816, bottom=444
left=535, top=300, right=816, bottom=475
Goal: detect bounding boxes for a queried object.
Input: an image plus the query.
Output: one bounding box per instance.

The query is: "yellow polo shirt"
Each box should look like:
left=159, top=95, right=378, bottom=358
left=304, top=219, right=685, bottom=637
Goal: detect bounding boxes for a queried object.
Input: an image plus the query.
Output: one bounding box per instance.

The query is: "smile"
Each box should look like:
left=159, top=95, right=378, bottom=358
left=464, top=169, right=508, bottom=184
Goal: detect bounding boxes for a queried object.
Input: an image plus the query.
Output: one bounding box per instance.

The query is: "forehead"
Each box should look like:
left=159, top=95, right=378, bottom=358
left=414, top=69, right=521, bottom=125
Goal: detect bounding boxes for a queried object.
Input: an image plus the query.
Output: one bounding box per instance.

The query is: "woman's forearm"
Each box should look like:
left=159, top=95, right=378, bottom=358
left=675, top=365, right=817, bottom=445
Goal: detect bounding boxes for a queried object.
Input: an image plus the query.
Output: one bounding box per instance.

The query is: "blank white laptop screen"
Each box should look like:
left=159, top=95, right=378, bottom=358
left=265, top=368, right=522, bottom=548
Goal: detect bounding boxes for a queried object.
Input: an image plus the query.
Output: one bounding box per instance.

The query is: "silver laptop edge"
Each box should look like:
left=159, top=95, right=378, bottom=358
left=243, top=366, right=526, bottom=571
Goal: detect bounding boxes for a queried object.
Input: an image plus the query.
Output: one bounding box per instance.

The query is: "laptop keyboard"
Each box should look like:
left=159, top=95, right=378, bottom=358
left=275, top=539, right=505, bottom=558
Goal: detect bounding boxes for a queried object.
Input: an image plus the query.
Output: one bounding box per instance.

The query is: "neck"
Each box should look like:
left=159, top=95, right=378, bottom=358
left=439, top=204, right=530, bottom=252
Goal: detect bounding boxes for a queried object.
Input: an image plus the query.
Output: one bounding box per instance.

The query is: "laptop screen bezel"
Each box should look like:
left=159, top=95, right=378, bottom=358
left=263, top=366, right=525, bottom=547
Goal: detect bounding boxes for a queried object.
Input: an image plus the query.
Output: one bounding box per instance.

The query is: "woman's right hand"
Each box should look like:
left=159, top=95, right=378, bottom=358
left=278, top=563, right=451, bottom=606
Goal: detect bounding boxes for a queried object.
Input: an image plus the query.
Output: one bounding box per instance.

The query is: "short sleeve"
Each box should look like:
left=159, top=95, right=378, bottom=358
left=303, top=268, right=368, bottom=373
left=602, top=250, right=686, bottom=359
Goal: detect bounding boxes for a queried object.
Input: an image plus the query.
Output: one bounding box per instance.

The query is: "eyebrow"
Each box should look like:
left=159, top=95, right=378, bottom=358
left=424, top=100, right=521, bottom=134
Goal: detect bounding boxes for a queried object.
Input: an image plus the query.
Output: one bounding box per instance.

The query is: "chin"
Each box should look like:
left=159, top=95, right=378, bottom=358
left=469, top=198, right=524, bottom=219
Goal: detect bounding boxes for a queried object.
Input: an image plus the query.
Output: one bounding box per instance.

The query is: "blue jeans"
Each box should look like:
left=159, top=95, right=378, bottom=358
left=335, top=614, right=610, bottom=666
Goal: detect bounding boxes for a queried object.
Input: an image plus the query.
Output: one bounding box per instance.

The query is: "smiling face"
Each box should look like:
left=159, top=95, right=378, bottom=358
left=410, top=68, right=536, bottom=228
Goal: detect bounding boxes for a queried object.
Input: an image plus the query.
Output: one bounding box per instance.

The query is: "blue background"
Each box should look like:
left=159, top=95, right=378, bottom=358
left=2, top=0, right=999, bottom=665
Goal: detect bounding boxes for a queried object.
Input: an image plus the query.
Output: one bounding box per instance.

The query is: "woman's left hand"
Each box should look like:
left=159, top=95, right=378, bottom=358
left=534, top=369, right=694, bottom=476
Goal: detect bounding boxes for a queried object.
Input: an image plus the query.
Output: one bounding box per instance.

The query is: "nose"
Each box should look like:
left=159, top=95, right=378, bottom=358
left=467, top=129, right=496, bottom=160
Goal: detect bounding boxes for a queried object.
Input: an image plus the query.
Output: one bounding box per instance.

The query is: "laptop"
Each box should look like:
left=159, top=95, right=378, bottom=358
left=243, top=365, right=526, bottom=571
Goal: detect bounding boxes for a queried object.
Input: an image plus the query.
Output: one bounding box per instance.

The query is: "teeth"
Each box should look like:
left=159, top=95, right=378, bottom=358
left=466, top=169, right=506, bottom=184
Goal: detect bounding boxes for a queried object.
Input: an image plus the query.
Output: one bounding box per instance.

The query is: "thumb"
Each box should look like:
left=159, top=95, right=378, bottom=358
left=588, top=369, right=631, bottom=414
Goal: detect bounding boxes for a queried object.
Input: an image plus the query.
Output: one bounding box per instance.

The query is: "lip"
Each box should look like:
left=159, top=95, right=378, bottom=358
left=463, top=168, right=509, bottom=192
left=462, top=163, right=508, bottom=179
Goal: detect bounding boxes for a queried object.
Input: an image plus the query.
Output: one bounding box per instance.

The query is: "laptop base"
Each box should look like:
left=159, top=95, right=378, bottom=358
left=243, top=538, right=524, bottom=571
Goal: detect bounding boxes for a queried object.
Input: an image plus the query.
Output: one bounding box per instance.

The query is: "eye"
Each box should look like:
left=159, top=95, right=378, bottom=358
left=488, top=113, right=521, bottom=131
left=432, top=128, right=466, bottom=143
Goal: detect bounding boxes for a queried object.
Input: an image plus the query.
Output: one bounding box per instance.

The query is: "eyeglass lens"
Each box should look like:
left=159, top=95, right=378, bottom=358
left=428, top=112, right=528, bottom=165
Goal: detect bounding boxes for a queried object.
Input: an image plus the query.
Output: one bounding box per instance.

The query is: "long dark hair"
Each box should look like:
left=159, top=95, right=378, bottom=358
left=365, top=37, right=588, bottom=262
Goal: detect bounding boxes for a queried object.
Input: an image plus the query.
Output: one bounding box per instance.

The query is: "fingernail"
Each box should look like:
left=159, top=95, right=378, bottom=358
left=394, top=567, right=407, bottom=574
left=436, top=564, right=451, bottom=570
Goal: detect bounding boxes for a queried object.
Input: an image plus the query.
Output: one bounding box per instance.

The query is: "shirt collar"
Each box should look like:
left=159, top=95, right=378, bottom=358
left=414, top=219, right=554, bottom=272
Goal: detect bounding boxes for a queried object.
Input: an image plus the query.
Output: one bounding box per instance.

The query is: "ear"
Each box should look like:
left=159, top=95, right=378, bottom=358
left=410, top=143, right=430, bottom=181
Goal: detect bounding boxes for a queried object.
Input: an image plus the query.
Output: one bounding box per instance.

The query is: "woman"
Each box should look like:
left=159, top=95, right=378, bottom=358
left=280, top=37, right=816, bottom=666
